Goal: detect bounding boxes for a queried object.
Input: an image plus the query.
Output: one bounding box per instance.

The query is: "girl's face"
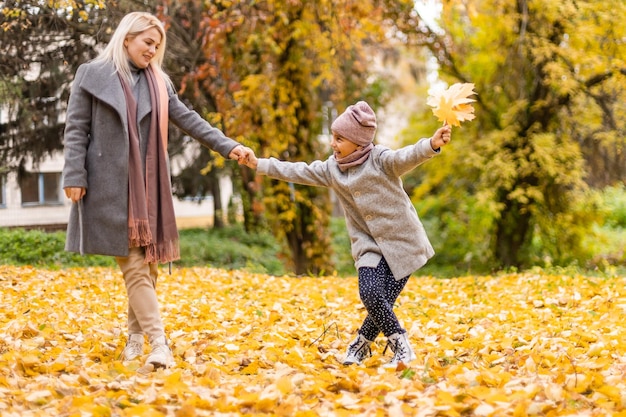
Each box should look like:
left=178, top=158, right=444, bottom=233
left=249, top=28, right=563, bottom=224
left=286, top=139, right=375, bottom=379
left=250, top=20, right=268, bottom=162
left=124, top=27, right=162, bottom=68
left=330, top=132, right=360, bottom=158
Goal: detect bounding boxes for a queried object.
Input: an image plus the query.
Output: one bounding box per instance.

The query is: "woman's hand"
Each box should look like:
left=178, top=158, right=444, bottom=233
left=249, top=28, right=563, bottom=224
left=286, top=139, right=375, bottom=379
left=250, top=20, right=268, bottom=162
left=64, top=187, right=86, bottom=203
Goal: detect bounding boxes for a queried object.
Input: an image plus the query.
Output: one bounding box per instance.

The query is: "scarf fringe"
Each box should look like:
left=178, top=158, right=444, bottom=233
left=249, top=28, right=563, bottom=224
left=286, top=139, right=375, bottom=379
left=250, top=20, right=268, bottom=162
left=144, top=238, right=180, bottom=264
left=128, top=220, right=153, bottom=248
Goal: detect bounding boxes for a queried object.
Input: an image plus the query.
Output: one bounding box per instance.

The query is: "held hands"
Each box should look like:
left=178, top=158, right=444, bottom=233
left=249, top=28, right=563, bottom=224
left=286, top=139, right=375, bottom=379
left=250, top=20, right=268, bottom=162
left=429, top=124, right=452, bottom=150
left=229, top=145, right=258, bottom=169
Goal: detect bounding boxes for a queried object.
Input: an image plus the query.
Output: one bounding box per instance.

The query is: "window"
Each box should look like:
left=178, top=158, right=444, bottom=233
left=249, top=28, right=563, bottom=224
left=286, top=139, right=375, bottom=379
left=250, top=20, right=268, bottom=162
left=20, top=172, right=62, bottom=206
left=0, top=174, right=5, bottom=208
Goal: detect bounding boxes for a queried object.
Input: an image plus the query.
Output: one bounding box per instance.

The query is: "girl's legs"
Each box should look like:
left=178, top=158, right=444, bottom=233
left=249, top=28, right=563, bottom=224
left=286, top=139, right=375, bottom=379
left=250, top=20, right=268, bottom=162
left=343, top=258, right=412, bottom=365
left=357, top=258, right=409, bottom=341
left=357, top=258, right=417, bottom=367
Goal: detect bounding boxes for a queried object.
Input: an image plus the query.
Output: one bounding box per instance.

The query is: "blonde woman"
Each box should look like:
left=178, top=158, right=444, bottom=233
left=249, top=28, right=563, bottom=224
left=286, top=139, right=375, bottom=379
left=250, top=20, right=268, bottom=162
left=63, top=11, right=252, bottom=369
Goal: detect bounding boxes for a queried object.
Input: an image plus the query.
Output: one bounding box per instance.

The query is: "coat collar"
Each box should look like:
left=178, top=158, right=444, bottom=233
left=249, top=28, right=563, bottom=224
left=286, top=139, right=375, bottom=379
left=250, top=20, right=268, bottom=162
left=79, top=60, right=154, bottom=124
left=79, top=61, right=126, bottom=116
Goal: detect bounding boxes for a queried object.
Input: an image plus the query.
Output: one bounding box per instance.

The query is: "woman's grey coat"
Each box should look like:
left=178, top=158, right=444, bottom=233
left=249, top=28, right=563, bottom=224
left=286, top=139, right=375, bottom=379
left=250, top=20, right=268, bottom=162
left=63, top=61, right=240, bottom=257
left=257, top=139, right=439, bottom=280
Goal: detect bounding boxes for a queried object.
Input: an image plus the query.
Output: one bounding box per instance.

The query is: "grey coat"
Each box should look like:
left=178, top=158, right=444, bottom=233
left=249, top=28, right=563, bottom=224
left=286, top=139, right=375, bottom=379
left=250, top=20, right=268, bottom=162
left=257, top=139, right=439, bottom=279
left=62, top=61, right=240, bottom=257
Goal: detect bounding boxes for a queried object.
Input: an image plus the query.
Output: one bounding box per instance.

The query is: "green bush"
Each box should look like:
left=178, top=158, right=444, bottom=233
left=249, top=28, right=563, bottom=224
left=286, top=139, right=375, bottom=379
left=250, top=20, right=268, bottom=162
left=329, top=217, right=356, bottom=277
left=0, top=225, right=285, bottom=274
left=0, top=228, right=115, bottom=268
left=601, top=184, right=626, bottom=229
left=581, top=185, right=626, bottom=271
left=176, top=226, right=285, bottom=275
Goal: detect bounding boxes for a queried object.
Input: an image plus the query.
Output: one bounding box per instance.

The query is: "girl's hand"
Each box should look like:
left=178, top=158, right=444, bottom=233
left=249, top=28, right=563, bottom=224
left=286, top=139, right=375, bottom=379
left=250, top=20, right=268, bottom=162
left=242, top=154, right=259, bottom=169
left=430, top=124, right=452, bottom=150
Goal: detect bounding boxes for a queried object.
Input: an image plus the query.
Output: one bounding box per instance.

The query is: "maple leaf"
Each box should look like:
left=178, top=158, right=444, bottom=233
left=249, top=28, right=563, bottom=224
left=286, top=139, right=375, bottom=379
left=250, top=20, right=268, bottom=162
left=426, top=82, right=477, bottom=126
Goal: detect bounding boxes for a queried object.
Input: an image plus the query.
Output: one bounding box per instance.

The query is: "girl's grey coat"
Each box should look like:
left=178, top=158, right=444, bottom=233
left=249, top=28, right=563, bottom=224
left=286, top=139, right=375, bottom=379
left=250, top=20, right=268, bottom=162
left=257, top=139, right=439, bottom=280
left=63, top=61, right=240, bottom=257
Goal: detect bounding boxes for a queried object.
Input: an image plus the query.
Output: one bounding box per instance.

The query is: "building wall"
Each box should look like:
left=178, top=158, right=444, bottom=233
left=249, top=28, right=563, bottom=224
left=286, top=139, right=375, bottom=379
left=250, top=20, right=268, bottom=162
left=0, top=152, right=233, bottom=230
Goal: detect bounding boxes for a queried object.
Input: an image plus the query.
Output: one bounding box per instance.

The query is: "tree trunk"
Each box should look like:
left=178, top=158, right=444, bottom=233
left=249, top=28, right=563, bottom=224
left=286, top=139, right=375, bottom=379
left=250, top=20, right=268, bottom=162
left=279, top=183, right=333, bottom=276
left=210, top=173, right=223, bottom=229
left=493, top=190, right=532, bottom=268
left=286, top=217, right=310, bottom=276
left=238, top=166, right=265, bottom=233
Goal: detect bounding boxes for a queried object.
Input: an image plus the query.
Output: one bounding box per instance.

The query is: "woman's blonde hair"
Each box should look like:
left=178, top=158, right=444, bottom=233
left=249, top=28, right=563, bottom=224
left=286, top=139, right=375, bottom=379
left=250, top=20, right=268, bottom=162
left=94, top=11, right=170, bottom=86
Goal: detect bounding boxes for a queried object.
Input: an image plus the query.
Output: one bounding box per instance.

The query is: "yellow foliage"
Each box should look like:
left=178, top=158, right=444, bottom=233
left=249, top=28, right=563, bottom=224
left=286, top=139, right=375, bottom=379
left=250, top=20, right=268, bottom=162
left=0, top=265, right=625, bottom=415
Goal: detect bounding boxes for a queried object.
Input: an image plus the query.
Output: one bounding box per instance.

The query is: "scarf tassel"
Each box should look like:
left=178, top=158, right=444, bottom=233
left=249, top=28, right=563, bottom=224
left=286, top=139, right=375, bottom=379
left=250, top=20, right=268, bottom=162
left=144, top=239, right=180, bottom=264
left=128, top=219, right=153, bottom=248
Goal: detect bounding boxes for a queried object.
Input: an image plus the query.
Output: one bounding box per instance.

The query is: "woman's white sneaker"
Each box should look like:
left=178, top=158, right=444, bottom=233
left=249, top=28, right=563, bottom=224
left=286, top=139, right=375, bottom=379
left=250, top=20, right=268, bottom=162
left=146, top=336, right=173, bottom=369
left=121, top=333, right=144, bottom=361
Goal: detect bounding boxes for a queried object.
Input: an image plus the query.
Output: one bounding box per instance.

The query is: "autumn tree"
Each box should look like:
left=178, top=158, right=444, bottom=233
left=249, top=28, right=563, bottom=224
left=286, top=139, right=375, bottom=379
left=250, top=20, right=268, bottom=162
left=0, top=0, right=241, bottom=227
left=398, top=0, right=626, bottom=269
left=190, top=0, right=410, bottom=274
left=0, top=0, right=110, bottom=173
left=157, top=0, right=245, bottom=229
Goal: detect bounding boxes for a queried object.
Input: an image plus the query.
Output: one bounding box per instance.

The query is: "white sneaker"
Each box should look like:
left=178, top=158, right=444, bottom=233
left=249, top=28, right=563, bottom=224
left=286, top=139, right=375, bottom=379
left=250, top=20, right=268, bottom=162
left=146, top=335, right=173, bottom=369
left=342, top=333, right=373, bottom=365
left=121, top=333, right=144, bottom=361
left=382, top=332, right=416, bottom=369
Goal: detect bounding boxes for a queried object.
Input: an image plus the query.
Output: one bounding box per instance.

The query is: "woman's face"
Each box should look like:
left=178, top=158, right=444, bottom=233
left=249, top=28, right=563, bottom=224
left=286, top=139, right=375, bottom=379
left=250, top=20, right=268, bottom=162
left=124, top=27, right=162, bottom=69
left=330, top=132, right=360, bottom=158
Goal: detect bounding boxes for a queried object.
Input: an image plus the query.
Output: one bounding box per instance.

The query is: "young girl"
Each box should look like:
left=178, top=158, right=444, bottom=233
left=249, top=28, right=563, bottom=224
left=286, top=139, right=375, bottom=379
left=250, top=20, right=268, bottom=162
left=243, top=101, right=451, bottom=368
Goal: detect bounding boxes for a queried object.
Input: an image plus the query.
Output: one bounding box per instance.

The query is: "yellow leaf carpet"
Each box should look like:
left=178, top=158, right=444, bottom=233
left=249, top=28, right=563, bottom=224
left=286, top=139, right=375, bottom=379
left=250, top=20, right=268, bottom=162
left=0, top=265, right=625, bottom=416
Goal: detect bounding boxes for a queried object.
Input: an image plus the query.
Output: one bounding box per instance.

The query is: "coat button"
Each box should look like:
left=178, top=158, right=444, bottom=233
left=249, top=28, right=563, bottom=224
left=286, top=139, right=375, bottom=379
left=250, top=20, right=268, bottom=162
left=365, top=215, right=372, bottom=221
left=354, top=191, right=361, bottom=197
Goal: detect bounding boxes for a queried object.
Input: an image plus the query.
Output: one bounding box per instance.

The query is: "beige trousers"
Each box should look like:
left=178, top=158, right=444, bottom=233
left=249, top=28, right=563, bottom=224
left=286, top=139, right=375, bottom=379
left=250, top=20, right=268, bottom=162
left=115, top=247, right=164, bottom=343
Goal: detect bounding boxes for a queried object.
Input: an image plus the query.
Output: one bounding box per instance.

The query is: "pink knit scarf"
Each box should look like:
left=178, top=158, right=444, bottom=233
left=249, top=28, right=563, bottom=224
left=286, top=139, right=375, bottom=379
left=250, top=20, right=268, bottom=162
left=119, top=64, right=179, bottom=263
left=335, top=143, right=374, bottom=172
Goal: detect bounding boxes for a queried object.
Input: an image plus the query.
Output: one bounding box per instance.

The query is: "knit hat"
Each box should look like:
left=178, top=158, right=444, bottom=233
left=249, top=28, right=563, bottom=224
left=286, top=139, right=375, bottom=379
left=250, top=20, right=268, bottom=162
left=331, top=101, right=377, bottom=147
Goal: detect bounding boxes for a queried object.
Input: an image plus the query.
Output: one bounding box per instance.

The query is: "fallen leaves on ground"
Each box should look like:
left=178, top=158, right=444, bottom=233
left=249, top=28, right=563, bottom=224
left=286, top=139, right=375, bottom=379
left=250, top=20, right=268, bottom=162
left=426, top=83, right=477, bottom=127
left=0, top=265, right=625, bottom=416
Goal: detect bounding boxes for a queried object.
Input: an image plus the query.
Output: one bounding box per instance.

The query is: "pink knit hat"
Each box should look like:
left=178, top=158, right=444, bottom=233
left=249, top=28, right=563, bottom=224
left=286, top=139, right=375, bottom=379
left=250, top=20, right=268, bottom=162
left=331, top=101, right=377, bottom=146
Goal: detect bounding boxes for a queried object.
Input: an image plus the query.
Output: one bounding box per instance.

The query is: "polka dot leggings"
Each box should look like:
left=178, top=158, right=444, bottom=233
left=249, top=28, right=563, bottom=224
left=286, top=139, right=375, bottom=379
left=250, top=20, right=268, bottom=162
left=357, top=257, right=409, bottom=341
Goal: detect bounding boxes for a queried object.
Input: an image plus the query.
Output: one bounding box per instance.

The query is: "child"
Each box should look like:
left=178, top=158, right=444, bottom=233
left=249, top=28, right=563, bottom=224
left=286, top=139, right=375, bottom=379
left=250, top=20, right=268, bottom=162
left=243, top=101, right=451, bottom=368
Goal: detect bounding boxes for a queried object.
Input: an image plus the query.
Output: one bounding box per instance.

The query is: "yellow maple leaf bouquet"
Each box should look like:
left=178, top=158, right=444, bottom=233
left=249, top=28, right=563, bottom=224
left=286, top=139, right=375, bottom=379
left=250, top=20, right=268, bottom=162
left=426, top=83, right=477, bottom=127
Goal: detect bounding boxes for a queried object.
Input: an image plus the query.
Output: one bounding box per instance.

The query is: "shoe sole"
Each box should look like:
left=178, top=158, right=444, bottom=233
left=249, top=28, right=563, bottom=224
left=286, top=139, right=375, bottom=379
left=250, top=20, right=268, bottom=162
left=148, top=361, right=170, bottom=369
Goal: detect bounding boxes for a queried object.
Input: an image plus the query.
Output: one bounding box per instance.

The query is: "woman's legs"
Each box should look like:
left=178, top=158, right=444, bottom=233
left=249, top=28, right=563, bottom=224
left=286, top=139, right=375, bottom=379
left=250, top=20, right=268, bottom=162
left=357, top=258, right=409, bottom=341
left=116, top=247, right=172, bottom=367
left=116, top=247, right=164, bottom=342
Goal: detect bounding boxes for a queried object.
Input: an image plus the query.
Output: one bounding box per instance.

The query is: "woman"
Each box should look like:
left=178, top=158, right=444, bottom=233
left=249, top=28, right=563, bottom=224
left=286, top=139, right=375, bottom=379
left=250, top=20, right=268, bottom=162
left=62, top=11, right=252, bottom=369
